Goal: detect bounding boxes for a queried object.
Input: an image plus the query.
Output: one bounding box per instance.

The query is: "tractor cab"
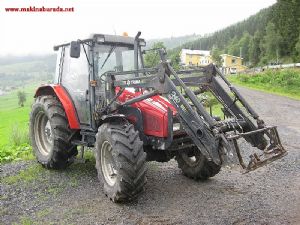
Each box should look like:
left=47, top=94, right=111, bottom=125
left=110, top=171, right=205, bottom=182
left=52, top=33, right=146, bottom=130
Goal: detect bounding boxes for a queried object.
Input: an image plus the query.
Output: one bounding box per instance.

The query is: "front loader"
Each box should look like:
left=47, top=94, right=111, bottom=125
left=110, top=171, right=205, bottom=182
left=30, top=32, right=286, bottom=202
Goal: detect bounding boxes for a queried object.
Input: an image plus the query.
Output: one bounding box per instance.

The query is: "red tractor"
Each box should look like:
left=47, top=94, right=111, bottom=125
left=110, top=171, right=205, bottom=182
left=30, top=32, right=286, bottom=202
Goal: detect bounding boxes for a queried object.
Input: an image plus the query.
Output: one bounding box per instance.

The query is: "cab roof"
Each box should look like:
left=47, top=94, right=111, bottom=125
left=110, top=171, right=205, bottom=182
left=54, top=33, right=146, bottom=51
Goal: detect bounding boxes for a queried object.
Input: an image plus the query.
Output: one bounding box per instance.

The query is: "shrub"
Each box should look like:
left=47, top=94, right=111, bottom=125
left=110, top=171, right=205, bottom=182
left=0, top=123, right=32, bottom=163
left=229, top=68, right=300, bottom=99
left=0, top=144, right=33, bottom=163
left=238, top=75, right=249, bottom=82
left=17, top=91, right=26, bottom=107
left=9, top=123, right=30, bottom=146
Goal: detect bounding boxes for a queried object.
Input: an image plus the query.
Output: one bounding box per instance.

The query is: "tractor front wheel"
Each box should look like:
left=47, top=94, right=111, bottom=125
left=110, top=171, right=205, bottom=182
left=175, top=147, right=221, bottom=180
left=94, top=122, right=147, bottom=202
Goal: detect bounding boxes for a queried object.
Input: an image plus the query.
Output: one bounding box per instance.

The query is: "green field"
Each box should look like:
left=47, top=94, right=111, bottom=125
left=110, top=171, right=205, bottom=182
left=0, top=84, right=40, bottom=162
left=228, top=69, right=300, bottom=100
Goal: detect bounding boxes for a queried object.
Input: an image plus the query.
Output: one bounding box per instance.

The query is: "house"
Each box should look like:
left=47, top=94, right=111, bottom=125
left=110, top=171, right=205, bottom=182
left=180, top=49, right=212, bottom=66
left=220, top=54, right=247, bottom=74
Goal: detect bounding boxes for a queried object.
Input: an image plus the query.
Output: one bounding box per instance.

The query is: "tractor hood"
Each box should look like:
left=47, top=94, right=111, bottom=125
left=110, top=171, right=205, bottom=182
left=117, top=88, right=177, bottom=138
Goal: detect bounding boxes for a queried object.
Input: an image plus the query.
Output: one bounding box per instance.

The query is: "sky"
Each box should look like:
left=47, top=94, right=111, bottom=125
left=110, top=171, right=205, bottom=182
left=0, top=0, right=276, bottom=56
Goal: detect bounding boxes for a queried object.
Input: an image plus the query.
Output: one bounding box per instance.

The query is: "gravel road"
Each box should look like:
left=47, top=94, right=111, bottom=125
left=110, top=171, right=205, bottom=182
left=1, top=86, right=300, bottom=225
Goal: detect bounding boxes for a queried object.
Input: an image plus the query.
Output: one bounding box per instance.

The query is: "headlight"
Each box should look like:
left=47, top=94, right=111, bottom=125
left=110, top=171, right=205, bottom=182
left=173, top=123, right=181, bottom=132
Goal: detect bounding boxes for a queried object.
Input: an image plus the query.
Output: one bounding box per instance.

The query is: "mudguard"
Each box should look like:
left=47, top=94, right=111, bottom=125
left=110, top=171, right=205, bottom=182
left=34, top=84, right=80, bottom=129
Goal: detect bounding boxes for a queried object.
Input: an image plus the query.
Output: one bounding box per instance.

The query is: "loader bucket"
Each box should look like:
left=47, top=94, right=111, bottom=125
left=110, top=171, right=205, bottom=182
left=226, top=126, right=287, bottom=173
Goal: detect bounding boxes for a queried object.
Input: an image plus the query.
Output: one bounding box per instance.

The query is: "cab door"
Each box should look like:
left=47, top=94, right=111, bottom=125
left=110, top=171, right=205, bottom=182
left=60, top=46, right=91, bottom=127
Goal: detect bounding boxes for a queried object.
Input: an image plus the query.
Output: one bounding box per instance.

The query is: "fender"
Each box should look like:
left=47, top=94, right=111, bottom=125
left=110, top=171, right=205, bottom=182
left=100, top=114, right=127, bottom=124
left=117, top=106, right=147, bottom=142
left=34, top=84, right=80, bottom=129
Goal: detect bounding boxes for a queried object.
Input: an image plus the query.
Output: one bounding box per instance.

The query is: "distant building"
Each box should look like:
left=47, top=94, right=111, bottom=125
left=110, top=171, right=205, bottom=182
left=180, top=49, right=212, bottom=66
left=220, top=54, right=247, bottom=74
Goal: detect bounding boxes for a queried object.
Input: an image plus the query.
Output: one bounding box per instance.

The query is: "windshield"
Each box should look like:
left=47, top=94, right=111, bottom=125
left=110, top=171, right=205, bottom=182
left=94, top=44, right=140, bottom=78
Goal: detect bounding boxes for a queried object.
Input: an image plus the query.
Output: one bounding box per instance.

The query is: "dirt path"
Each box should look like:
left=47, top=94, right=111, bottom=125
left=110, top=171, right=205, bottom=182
left=1, top=87, right=300, bottom=225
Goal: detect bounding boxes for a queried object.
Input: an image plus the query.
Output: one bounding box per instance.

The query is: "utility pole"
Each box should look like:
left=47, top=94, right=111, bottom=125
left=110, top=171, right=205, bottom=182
left=240, top=47, right=242, bottom=58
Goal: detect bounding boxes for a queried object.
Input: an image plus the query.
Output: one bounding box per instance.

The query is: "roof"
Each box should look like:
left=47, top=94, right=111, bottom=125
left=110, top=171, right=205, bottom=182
left=54, top=33, right=146, bottom=50
left=89, top=33, right=139, bottom=45
left=220, top=54, right=243, bottom=60
left=181, top=49, right=210, bottom=56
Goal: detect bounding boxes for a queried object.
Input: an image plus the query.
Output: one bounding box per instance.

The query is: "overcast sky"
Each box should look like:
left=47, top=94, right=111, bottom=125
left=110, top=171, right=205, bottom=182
left=0, top=0, right=276, bottom=56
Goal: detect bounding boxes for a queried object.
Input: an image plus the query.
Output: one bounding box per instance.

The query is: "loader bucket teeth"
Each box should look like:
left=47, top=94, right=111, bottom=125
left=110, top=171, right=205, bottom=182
left=245, top=146, right=287, bottom=173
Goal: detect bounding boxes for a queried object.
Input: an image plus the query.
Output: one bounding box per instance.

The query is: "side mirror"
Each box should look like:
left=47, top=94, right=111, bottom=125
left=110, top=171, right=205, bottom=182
left=70, top=41, right=80, bottom=58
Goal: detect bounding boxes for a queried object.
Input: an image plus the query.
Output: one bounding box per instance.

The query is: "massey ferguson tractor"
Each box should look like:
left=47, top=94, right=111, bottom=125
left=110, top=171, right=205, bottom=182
left=30, top=32, right=287, bottom=202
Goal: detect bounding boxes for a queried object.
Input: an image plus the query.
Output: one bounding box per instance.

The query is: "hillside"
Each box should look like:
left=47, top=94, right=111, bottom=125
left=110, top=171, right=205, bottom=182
left=0, top=55, right=56, bottom=88
left=177, top=0, right=300, bottom=66
left=0, top=34, right=201, bottom=89
left=147, top=34, right=201, bottom=49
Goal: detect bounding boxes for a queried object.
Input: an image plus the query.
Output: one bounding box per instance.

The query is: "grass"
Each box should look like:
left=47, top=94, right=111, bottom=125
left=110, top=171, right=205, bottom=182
left=228, top=69, right=300, bottom=100
left=0, top=144, right=33, bottom=162
left=2, top=164, right=43, bottom=185
left=0, top=84, right=39, bottom=163
left=181, top=86, right=225, bottom=118
left=1, top=150, right=96, bottom=185
left=36, top=208, right=52, bottom=219
left=0, top=84, right=36, bottom=145
left=9, top=123, right=30, bottom=146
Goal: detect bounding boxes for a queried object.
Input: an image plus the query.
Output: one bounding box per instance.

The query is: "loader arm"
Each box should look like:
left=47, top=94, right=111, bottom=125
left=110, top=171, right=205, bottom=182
left=103, top=49, right=286, bottom=172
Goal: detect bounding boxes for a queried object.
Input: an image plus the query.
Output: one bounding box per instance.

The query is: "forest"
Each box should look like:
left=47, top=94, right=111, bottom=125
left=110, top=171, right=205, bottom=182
left=171, top=0, right=300, bottom=67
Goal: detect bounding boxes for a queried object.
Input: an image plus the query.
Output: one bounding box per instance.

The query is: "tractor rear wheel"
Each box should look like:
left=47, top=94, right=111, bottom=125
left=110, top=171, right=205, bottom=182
left=175, top=147, right=221, bottom=180
left=94, top=122, right=147, bottom=202
left=29, top=95, right=77, bottom=169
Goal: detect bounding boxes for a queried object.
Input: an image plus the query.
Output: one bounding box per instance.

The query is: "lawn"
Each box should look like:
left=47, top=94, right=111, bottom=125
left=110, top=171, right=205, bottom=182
left=0, top=85, right=38, bottom=145
left=0, top=84, right=41, bottom=162
left=228, top=69, right=300, bottom=100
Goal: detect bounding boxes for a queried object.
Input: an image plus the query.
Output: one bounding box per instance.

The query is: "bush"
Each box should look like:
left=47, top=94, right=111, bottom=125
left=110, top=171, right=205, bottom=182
left=0, top=144, right=33, bottom=163
left=17, top=91, right=26, bottom=107
left=230, top=68, right=300, bottom=99
left=239, top=75, right=249, bottom=82
left=0, top=123, right=32, bottom=163
left=9, top=123, right=30, bottom=146
left=236, top=69, right=300, bottom=87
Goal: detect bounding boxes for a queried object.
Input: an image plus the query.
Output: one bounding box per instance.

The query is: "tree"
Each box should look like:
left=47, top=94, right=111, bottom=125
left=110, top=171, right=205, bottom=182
left=144, top=42, right=166, bottom=68
left=295, top=34, right=300, bottom=60
left=249, top=31, right=262, bottom=66
left=227, top=36, right=240, bottom=56
left=261, top=22, right=282, bottom=63
left=211, top=46, right=222, bottom=66
left=238, top=32, right=251, bottom=62
left=169, top=50, right=181, bottom=70
left=274, top=0, right=300, bottom=57
left=17, top=91, right=26, bottom=107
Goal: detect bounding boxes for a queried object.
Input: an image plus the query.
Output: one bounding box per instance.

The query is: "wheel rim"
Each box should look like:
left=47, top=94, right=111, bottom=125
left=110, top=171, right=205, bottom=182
left=101, top=141, right=118, bottom=186
left=181, top=149, right=201, bottom=167
left=34, top=111, right=53, bottom=156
